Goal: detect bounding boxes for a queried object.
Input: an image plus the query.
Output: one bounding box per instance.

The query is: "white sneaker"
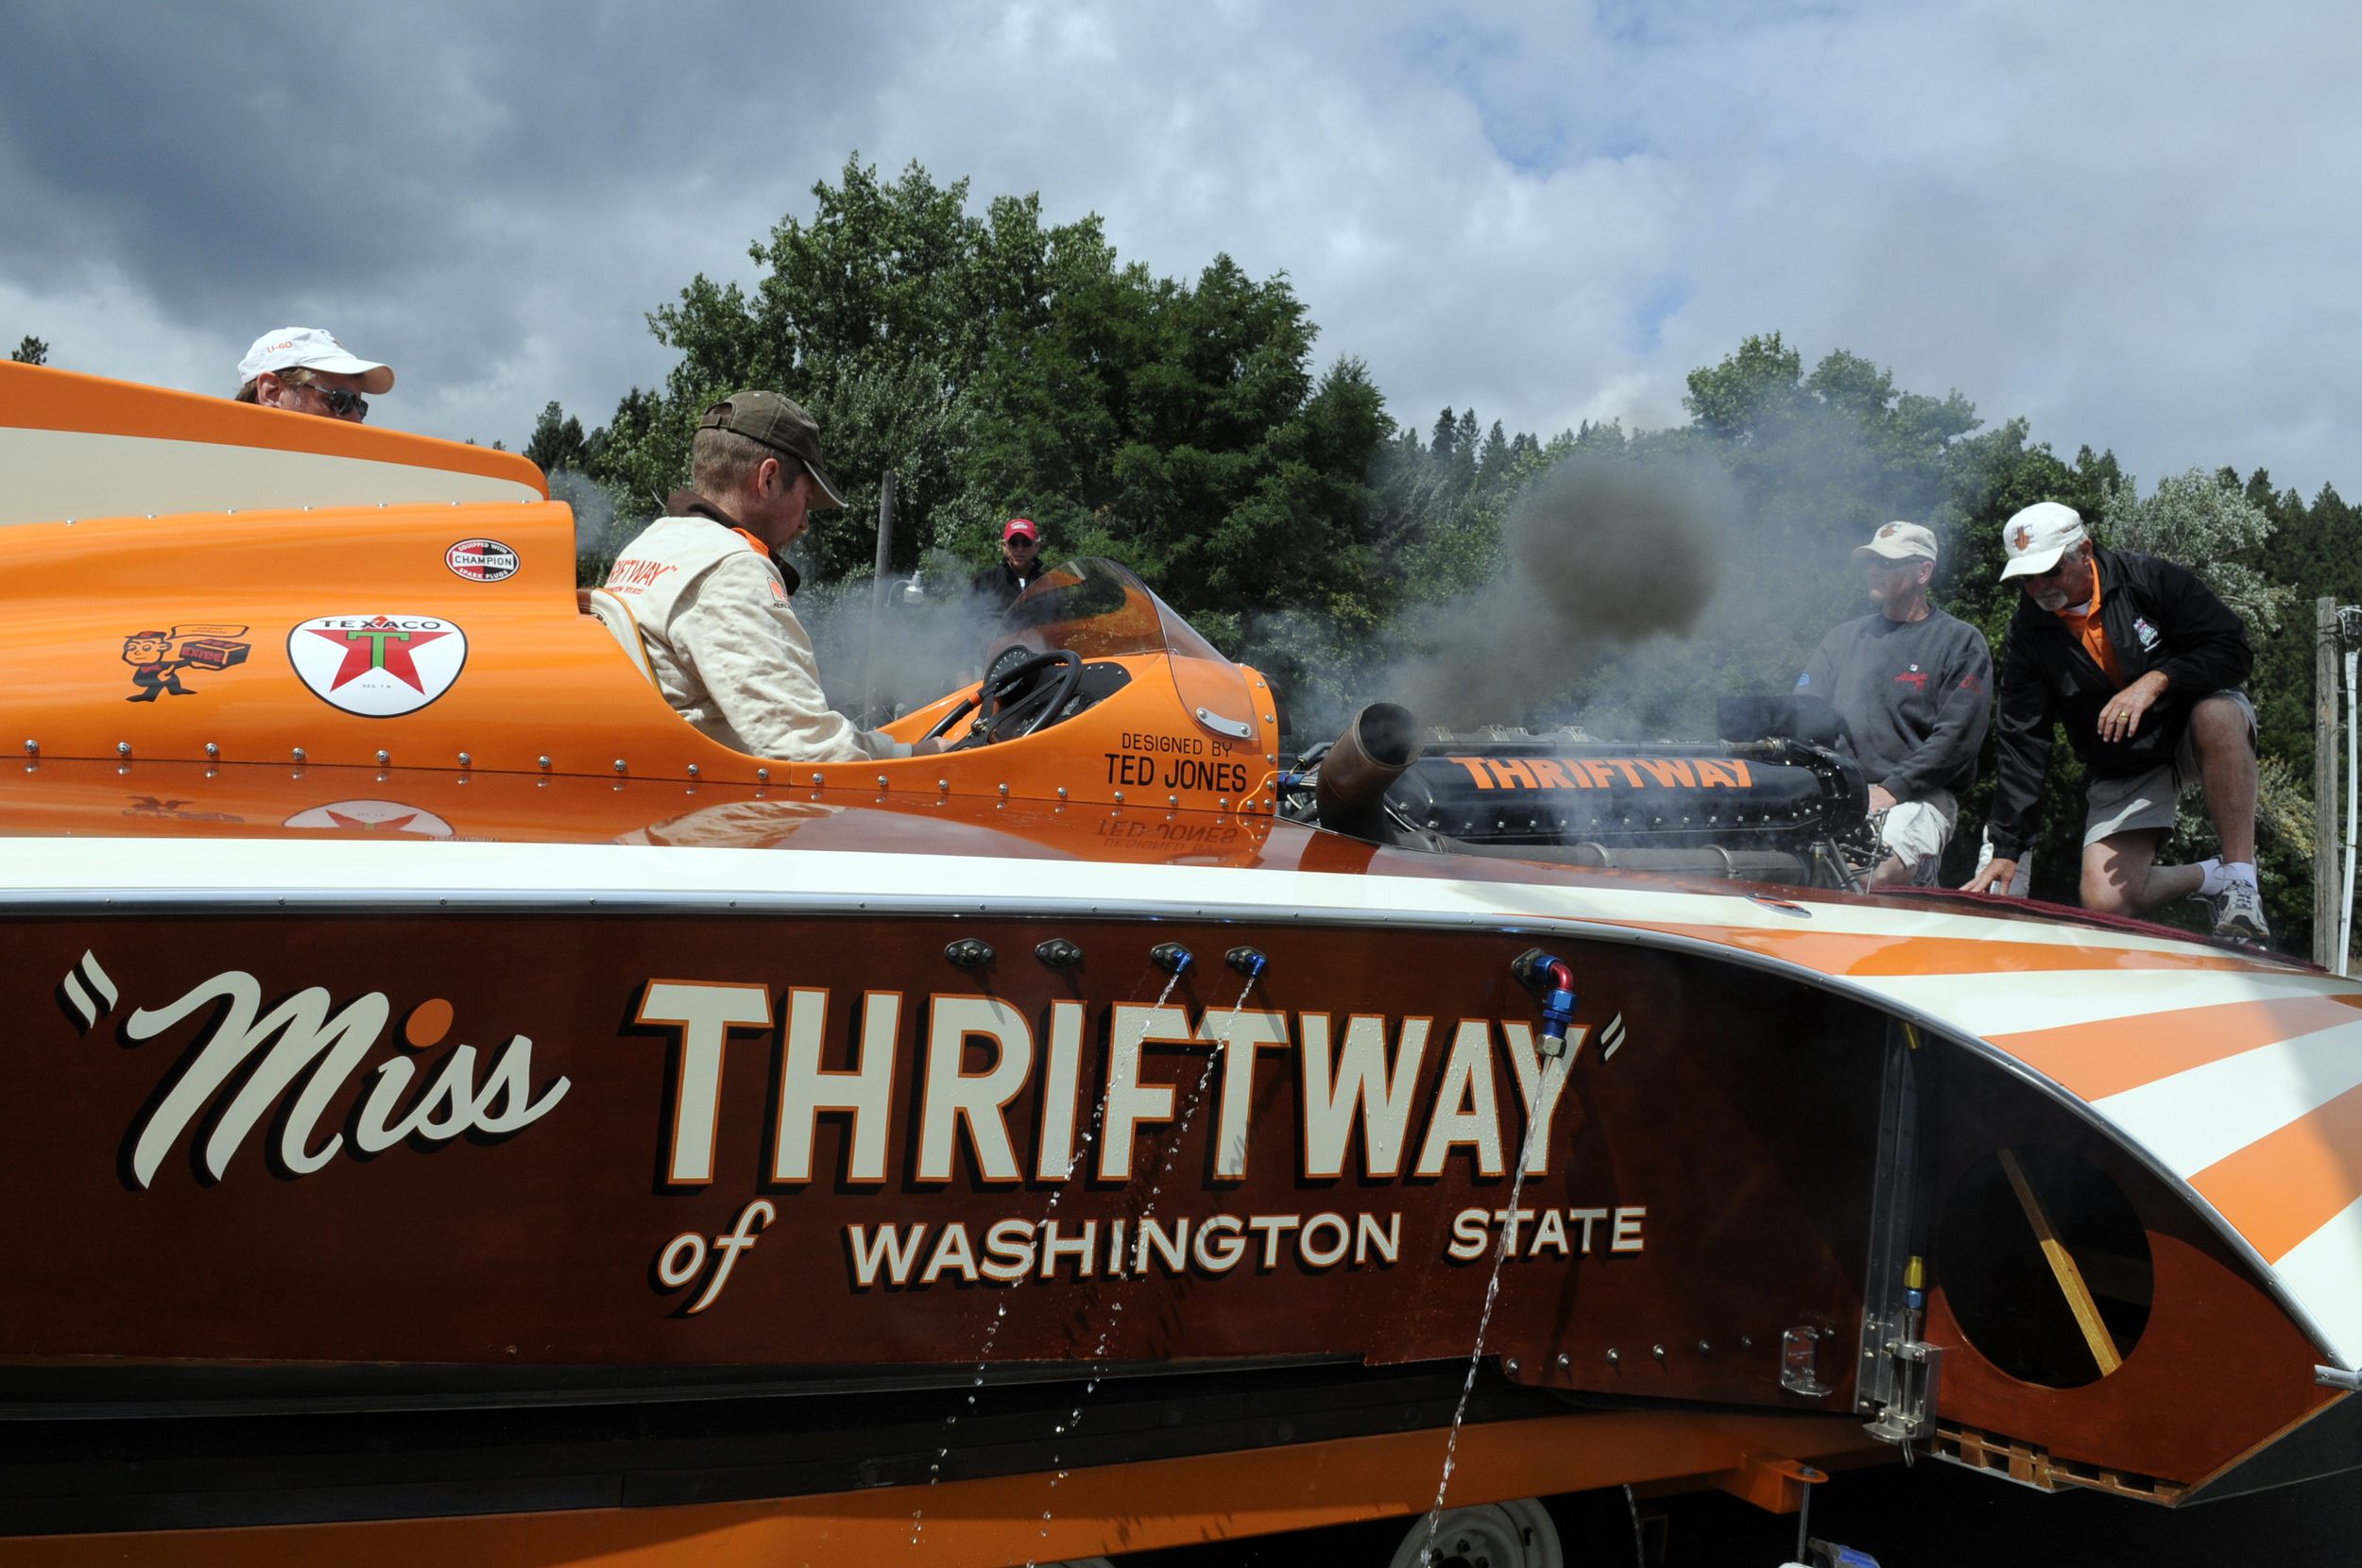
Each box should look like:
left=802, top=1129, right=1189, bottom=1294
left=2207, top=878, right=2270, bottom=946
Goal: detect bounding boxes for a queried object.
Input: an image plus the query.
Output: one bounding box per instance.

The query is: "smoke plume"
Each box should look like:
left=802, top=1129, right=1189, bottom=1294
left=795, top=548, right=1015, bottom=726
left=1376, top=451, right=1736, bottom=729
left=553, top=468, right=622, bottom=567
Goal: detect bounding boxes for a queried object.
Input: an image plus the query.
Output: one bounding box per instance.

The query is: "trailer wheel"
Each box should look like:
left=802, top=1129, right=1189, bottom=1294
left=1382, top=1497, right=1565, bottom=1568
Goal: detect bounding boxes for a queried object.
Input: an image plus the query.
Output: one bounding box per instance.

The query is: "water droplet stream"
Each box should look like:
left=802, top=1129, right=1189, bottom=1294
left=916, top=960, right=1199, bottom=1549
left=1040, top=969, right=1259, bottom=1538
left=1413, top=1047, right=1569, bottom=1566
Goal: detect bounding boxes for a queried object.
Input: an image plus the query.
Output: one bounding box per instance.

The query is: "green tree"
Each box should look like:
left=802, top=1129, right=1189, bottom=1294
left=2204, top=473, right=2357, bottom=958
left=589, top=156, right=1391, bottom=644
left=9, top=335, right=48, bottom=366
left=1475, top=419, right=1512, bottom=493
left=523, top=401, right=590, bottom=475
left=554, top=179, right=2348, bottom=946
left=2100, top=467, right=2289, bottom=634
left=1680, top=331, right=1806, bottom=438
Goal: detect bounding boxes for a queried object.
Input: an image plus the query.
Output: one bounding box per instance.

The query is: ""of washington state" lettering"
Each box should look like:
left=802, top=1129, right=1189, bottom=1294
left=838, top=1203, right=1648, bottom=1289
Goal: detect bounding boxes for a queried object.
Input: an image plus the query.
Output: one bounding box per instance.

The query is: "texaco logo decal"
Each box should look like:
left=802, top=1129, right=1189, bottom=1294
left=282, top=800, right=457, bottom=838
left=287, top=614, right=468, bottom=717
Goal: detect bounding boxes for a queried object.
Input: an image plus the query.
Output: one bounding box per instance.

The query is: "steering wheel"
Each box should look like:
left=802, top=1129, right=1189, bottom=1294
left=951, top=648, right=1083, bottom=748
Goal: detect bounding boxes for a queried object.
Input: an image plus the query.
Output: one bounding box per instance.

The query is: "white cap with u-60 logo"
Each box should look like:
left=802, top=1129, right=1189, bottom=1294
left=1997, top=501, right=2086, bottom=580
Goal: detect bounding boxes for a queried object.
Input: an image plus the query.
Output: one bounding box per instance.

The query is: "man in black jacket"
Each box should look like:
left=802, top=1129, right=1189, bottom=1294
left=970, top=518, right=1043, bottom=610
left=1962, top=502, right=2265, bottom=942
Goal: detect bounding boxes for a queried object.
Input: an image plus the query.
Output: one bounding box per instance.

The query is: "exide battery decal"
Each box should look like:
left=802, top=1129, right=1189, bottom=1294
left=119, top=622, right=250, bottom=702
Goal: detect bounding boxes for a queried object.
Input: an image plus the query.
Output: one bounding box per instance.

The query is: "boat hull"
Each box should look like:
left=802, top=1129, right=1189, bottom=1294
left=4, top=823, right=2346, bottom=1526
left=5, top=904, right=1878, bottom=1397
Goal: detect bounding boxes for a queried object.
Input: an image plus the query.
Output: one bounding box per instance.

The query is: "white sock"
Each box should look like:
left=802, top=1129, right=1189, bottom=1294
left=2196, top=859, right=2256, bottom=898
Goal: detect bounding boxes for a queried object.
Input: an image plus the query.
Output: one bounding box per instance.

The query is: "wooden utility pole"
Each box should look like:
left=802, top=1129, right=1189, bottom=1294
left=864, top=471, right=898, bottom=727
left=2318, top=597, right=2341, bottom=969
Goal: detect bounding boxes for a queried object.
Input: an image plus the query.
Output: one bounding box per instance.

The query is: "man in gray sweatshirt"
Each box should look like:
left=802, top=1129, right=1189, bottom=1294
left=1795, top=521, right=1994, bottom=886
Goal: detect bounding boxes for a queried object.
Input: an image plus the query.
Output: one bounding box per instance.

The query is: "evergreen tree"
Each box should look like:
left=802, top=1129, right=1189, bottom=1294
left=1429, top=408, right=1457, bottom=461
left=1476, top=419, right=1512, bottom=492
left=523, top=401, right=590, bottom=475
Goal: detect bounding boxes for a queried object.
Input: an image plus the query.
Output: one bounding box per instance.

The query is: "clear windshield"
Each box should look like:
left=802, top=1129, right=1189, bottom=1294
left=992, top=557, right=1262, bottom=744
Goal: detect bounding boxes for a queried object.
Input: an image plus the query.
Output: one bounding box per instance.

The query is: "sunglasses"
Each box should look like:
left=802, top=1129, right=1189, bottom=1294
left=1007, top=534, right=1039, bottom=549
left=302, top=383, right=369, bottom=421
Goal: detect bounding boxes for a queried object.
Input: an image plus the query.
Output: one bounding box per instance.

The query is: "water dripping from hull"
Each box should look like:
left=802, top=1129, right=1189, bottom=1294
left=1414, top=1047, right=1571, bottom=1567
left=1036, top=963, right=1259, bottom=1553
left=916, top=953, right=1198, bottom=1552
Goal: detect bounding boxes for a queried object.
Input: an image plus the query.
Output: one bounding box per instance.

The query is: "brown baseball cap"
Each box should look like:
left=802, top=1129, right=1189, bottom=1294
left=699, top=390, right=846, bottom=508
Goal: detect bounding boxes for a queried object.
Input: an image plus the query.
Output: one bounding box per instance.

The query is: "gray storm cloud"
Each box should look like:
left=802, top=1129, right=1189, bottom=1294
left=7, top=5, right=2355, bottom=501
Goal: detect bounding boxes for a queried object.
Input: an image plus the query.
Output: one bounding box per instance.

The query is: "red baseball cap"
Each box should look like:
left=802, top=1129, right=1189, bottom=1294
left=1003, top=518, right=1038, bottom=541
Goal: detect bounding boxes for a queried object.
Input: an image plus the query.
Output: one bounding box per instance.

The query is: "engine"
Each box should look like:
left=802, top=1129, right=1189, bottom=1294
left=1286, top=702, right=1872, bottom=889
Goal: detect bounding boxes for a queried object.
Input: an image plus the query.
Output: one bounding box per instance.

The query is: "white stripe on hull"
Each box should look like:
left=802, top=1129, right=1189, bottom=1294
left=2273, top=1191, right=2362, bottom=1369
left=2092, top=1018, right=2362, bottom=1178
left=0, top=836, right=2266, bottom=966
left=1845, top=968, right=2354, bottom=1039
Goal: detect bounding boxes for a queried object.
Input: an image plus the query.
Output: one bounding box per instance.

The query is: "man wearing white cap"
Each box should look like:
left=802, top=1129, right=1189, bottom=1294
left=1795, top=521, right=1993, bottom=886
left=1963, top=501, right=2265, bottom=943
left=233, top=328, right=393, bottom=422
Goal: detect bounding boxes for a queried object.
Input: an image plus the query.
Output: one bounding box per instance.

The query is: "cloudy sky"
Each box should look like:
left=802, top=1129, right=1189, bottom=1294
left=6, top=1, right=2356, bottom=497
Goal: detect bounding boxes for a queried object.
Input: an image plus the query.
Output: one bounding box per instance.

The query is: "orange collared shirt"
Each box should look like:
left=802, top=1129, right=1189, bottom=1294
left=2055, top=575, right=2127, bottom=690
left=728, top=528, right=789, bottom=600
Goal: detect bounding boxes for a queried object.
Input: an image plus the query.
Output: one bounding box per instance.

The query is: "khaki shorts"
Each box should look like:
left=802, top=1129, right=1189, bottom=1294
left=2082, top=690, right=2256, bottom=848
left=1876, top=790, right=1958, bottom=886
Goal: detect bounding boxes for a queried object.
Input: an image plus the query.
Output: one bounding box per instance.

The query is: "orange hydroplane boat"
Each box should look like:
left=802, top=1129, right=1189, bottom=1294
left=5, top=360, right=2362, bottom=1565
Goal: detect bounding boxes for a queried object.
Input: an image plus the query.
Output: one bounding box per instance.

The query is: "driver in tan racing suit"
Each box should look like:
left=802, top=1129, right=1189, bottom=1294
left=602, top=390, right=939, bottom=762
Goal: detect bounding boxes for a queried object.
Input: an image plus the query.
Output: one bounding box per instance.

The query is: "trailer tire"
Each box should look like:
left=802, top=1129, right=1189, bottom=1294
left=1383, top=1496, right=1564, bottom=1568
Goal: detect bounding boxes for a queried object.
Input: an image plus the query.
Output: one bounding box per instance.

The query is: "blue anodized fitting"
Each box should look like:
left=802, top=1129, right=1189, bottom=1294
left=1515, top=950, right=1579, bottom=1058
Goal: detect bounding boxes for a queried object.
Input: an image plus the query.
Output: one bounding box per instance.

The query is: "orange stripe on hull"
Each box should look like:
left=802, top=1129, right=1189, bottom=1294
left=2190, top=1080, right=2362, bottom=1263
left=0, top=1411, right=1883, bottom=1568
left=1621, top=923, right=2272, bottom=980
left=1986, top=993, right=2362, bottom=1103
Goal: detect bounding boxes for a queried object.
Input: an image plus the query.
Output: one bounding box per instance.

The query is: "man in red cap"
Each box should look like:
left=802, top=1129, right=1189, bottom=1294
left=970, top=518, right=1043, bottom=610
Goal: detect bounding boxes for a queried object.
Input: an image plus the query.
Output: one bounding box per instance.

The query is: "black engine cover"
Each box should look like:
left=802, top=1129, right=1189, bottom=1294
left=1386, top=739, right=1867, bottom=850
